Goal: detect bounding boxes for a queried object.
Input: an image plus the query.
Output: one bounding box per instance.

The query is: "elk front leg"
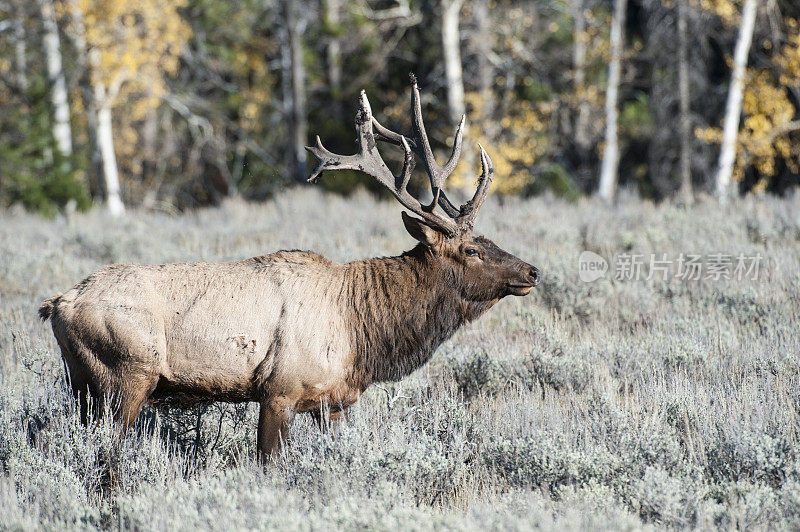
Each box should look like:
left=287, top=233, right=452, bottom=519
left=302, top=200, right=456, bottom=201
left=257, top=398, right=293, bottom=462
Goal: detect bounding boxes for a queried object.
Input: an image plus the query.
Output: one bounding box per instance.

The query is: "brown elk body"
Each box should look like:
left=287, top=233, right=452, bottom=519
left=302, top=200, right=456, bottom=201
left=39, top=79, right=539, bottom=460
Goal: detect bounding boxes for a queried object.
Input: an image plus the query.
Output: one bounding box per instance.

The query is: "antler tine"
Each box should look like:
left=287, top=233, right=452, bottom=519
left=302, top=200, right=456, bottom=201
left=305, top=136, right=336, bottom=183
left=433, top=115, right=465, bottom=218
left=457, top=145, right=494, bottom=231
left=371, top=117, right=416, bottom=149
left=305, top=91, right=379, bottom=183
left=306, top=90, right=458, bottom=236
left=398, top=136, right=415, bottom=191
left=441, top=114, right=465, bottom=178
left=410, top=77, right=463, bottom=218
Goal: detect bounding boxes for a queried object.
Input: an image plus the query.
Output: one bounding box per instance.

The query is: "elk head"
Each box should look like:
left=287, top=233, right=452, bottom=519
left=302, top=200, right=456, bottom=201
left=306, top=75, right=539, bottom=304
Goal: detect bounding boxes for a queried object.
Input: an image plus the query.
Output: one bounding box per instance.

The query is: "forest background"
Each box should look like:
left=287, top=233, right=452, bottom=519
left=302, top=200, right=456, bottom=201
left=2, top=0, right=799, bottom=216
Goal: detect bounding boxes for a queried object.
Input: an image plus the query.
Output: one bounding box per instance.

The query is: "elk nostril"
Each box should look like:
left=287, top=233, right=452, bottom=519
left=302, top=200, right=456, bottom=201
left=529, top=267, right=540, bottom=285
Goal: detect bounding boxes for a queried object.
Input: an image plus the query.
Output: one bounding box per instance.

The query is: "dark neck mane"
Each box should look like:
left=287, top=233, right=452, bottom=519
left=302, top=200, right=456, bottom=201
left=343, top=244, right=492, bottom=387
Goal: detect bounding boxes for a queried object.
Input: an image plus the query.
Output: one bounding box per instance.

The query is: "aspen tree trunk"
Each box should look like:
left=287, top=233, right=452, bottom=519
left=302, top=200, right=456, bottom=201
left=95, top=89, right=125, bottom=217
left=280, top=0, right=307, bottom=183
left=96, top=103, right=124, bottom=217
left=442, top=0, right=465, bottom=123
left=324, top=0, right=343, bottom=121
left=67, top=0, right=104, bottom=200
left=572, top=0, right=591, bottom=154
left=442, top=0, right=472, bottom=193
left=474, top=0, right=494, bottom=131
left=13, top=1, right=27, bottom=91
left=677, top=0, right=693, bottom=204
left=85, top=41, right=125, bottom=217
left=279, top=19, right=292, bottom=171
left=141, top=102, right=158, bottom=186
left=39, top=0, right=73, bottom=169
left=598, top=0, right=627, bottom=204
left=715, top=0, right=757, bottom=204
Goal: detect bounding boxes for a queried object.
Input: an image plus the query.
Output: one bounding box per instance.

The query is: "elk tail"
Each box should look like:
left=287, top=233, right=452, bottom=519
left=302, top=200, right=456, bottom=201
left=38, top=293, right=62, bottom=321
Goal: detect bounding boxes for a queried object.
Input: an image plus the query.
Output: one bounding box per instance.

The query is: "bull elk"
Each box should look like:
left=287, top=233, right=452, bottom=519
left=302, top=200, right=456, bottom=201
left=39, top=77, right=540, bottom=461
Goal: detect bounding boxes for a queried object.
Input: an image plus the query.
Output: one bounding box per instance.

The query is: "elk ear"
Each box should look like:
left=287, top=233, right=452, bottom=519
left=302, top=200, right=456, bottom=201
left=402, top=211, right=444, bottom=246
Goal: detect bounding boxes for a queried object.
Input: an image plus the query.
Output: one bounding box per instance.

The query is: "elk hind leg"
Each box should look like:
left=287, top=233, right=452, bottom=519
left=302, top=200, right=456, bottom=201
left=58, top=336, right=104, bottom=426
left=99, top=315, right=163, bottom=435
left=257, top=397, right=294, bottom=463
left=114, top=375, right=159, bottom=435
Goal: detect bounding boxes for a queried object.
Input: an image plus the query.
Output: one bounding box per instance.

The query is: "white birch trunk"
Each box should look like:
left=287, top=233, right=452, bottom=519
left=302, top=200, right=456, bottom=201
left=714, top=0, right=757, bottom=204
left=39, top=0, right=73, bottom=166
left=598, top=0, right=627, bottom=203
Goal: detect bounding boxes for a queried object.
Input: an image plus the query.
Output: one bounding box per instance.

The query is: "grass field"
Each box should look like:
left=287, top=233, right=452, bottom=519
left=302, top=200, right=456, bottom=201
left=1, top=189, right=799, bottom=530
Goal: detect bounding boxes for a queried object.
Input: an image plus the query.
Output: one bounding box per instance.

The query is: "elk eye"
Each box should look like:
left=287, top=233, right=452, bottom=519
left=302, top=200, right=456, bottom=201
left=465, top=248, right=480, bottom=258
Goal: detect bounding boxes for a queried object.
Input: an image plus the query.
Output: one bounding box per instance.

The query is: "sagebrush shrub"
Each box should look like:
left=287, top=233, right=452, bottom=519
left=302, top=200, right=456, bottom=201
left=1, top=192, right=799, bottom=529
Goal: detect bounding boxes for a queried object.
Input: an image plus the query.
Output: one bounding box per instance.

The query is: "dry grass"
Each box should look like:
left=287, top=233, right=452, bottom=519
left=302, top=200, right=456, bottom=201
left=1, top=189, right=799, bottom=530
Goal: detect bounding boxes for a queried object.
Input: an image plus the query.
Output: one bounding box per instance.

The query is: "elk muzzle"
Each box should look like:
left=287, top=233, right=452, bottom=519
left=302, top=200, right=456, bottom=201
left=507, top=265, right=540, bottom=296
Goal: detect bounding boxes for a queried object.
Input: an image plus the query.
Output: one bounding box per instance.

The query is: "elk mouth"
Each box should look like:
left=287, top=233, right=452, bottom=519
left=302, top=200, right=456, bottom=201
left=507, top=283, right=534, bottom=296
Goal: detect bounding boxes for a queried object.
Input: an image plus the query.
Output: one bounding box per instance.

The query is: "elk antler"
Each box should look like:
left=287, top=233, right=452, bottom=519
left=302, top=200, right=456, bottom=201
left=456, top=144, right=494, bottom=232
left=307, top=75, right=494, bottom=236
left=306, top=91, right=458, bottom=236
